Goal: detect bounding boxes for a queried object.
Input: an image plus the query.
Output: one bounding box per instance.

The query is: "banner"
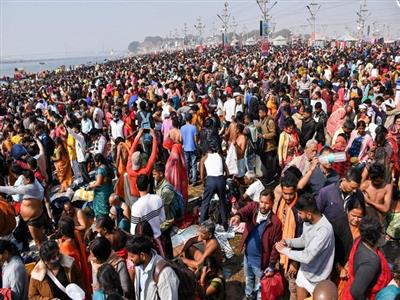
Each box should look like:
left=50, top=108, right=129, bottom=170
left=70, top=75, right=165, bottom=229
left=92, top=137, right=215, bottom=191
left=260, top=20, right=269, bottom=37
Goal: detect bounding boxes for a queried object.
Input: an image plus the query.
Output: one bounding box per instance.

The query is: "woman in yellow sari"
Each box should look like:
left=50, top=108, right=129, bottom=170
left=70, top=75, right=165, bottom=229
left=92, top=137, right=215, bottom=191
left=53, top=137, right=73, bottom=192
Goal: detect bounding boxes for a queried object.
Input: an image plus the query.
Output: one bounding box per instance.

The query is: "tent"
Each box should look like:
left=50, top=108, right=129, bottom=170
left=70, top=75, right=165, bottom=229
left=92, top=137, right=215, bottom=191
left=272, top=35, right=287, bottom=46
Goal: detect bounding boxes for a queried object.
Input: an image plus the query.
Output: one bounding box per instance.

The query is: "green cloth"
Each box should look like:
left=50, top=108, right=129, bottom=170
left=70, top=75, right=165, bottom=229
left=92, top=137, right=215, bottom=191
left=93, top=166, right=113, bottom=217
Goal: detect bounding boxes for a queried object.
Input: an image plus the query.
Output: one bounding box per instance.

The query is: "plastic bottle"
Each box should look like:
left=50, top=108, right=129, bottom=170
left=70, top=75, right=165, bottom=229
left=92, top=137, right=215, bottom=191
left=318, top=152, right=347, bottom=164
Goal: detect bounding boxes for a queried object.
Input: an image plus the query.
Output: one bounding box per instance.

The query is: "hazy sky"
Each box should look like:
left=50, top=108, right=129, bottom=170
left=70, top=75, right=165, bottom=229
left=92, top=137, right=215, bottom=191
left=1, top=0, right=399, bottom=59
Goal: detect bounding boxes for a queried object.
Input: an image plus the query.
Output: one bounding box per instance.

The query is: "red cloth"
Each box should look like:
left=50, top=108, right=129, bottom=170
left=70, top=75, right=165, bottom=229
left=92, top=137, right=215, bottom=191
left=343, top=238, right=392, bottom=300
left=127, top=136, right=158, bottom=197
left=165, top=143, right=189, bottom=204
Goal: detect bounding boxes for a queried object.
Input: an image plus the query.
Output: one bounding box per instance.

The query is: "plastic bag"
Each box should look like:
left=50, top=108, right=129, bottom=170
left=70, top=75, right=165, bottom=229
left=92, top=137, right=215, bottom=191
left=261, top=272, right=285, bottom=300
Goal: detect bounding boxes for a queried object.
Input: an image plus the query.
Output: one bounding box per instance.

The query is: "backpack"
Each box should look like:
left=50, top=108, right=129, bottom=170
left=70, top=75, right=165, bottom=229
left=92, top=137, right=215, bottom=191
left=139, top=111, right=151, bottom=129
left=348, top=135, right=364, bottom=158
left=153, top=259, right=201, bottom=300
left=161, top=183, right=185, bottom=220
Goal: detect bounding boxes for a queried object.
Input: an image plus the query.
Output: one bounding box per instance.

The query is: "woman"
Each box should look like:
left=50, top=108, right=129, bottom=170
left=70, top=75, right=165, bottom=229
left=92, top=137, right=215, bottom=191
left=95, top=216, right=128, bottom=259
left=343, top=216, right=392, bottom=300
left=278, top=118, right=300, bottom=168
left=53, top=137, right=73, bottom=192
left=58, top=216, right=91, bottom=293
left=0, top=240, right=28, bottom=300
left=93, top=264, right=124, bottom=300
left=346, top=120, right=373, bottom=162
left=163, top=137, right=189, bottom=204
left=87, top=153, right=114, bottom=218
left=198, top=256, right=226, bottom=300
left=180, top=220, right=223, bottom=272
left=332, top=199, right=366, bottom=299
left=89, top=236, right=131, bottom=298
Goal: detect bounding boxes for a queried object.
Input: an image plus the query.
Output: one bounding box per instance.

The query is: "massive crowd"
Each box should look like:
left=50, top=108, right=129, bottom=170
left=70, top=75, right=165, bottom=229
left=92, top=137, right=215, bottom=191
left=0, top=42, right=400, bottom=300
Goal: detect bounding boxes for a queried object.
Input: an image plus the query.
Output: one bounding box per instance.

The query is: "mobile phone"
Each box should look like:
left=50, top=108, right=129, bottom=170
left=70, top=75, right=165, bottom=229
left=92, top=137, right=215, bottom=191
left=143, top=128, right=150, bottom=134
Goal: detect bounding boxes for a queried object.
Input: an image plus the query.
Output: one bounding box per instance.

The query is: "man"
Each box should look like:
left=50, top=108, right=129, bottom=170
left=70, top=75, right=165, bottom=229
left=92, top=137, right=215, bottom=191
left=298, top=146, right=340, bottom=197
left=257, top=105, right=278, bottom=184
left=310, top=91, right=327, bottom=114
left=243, top=171, right=265, bottom=202
left=35, top=123, right=55, bottom=183
left=90, top=129, right=107, bottom=157
left=108, top=193, right=131, bottom=231
left=234, top=123, right=248, bottom=178
left=180, top=113, right=198, bottom=186
left=316, top=167, right=364, bottom=223
left=230, top=189, right=282, bottom=300
left=0, top=170, right=45, bottom=246
left=62, top=200, right=89, bottom=239
left=360, top=163, right=392, bottom=220
left=109, top=110, right=124, bottom=160
left=313, top=101, right=327, bottom=126
left=276, top=193, right=335, bottom=299
left=130, top=174, right=165, bottom=246
left=92, top=101, right=104, bottom=130
left=275, top=172, right=303, bottom=300
left=285, top=139, right=318, bottom=176
left=300, top=106, right=316, bottom=148
left=223, top=92, right=239, bottom=124
left=29, top=240, right=84, bottom=299
left=127, top=236, right=180, bottom=300
left=127, top=129, right=158, bottom=204
left=65, top=122, right=91, bottom=184
left=153, top=162, right=175, bottom=259
left=81, top=112, right=93, bottom=135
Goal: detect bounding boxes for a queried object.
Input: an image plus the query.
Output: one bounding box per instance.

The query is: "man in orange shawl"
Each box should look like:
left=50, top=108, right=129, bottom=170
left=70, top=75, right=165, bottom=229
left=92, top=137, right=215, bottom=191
left=275, top=173, right=303, bottom=300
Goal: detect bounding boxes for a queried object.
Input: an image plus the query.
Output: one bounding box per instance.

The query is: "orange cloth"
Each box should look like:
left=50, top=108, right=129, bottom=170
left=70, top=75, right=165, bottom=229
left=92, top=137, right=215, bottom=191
left=59, top=231, right=91, bottom=293
left=276, top=194, right=299, bottom=272
left=54, top=145, right=73, bottom=192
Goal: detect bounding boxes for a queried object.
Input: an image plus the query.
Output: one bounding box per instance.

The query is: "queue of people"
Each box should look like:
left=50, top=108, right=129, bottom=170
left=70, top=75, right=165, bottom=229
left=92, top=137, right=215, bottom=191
left=0, top=41, right=400, bottom=300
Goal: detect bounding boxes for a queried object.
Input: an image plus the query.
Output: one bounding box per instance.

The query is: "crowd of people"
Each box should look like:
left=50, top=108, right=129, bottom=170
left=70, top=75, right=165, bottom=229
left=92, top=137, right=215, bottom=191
left=0, top=41, right=400, bottom=300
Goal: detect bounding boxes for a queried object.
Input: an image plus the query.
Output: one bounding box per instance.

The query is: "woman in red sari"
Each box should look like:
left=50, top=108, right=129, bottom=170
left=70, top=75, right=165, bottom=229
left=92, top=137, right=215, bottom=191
left=343, top=216, right=391, bottom=300
left=163, top=138, right=189, bottom=205
left=58, top=216, right=92, bottom=293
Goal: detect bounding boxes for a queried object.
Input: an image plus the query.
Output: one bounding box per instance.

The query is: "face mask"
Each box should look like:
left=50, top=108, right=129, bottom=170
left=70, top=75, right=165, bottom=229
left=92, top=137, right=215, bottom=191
left=47, top=258, right=60, bottom=269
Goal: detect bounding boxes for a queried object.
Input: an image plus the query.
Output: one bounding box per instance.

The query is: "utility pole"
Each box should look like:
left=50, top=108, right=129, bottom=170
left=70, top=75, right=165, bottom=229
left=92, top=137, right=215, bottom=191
left=194, top=17, right=205, bottom=38
left=256, top=0, right=277, bottom=39
left=306, top=2, right=321, bottom=42
left=356, top=0, right=368, bottom=40
left=217, top=1, right=231, bottom=47
left=231, top=16, right=238, bottom=35
left=183, top=23, right=188, bottom=46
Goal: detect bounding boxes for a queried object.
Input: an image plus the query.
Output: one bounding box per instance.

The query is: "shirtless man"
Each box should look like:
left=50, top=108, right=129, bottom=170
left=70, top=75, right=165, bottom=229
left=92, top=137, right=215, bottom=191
left=179, top=220, right=223, bottom=271
left=0, top=170, right=45, bottom=246
left=62, top=200, right=89, bottom=238
left=166, top=117, right=182, bottom=144
left=361, top=163, right=392, bottom=221
left=234, top=123, right=248, bottom=178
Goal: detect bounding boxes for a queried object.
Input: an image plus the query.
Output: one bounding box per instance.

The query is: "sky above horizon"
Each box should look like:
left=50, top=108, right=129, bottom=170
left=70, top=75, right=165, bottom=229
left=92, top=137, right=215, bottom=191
left=1, top=0, right=399, bottom=59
